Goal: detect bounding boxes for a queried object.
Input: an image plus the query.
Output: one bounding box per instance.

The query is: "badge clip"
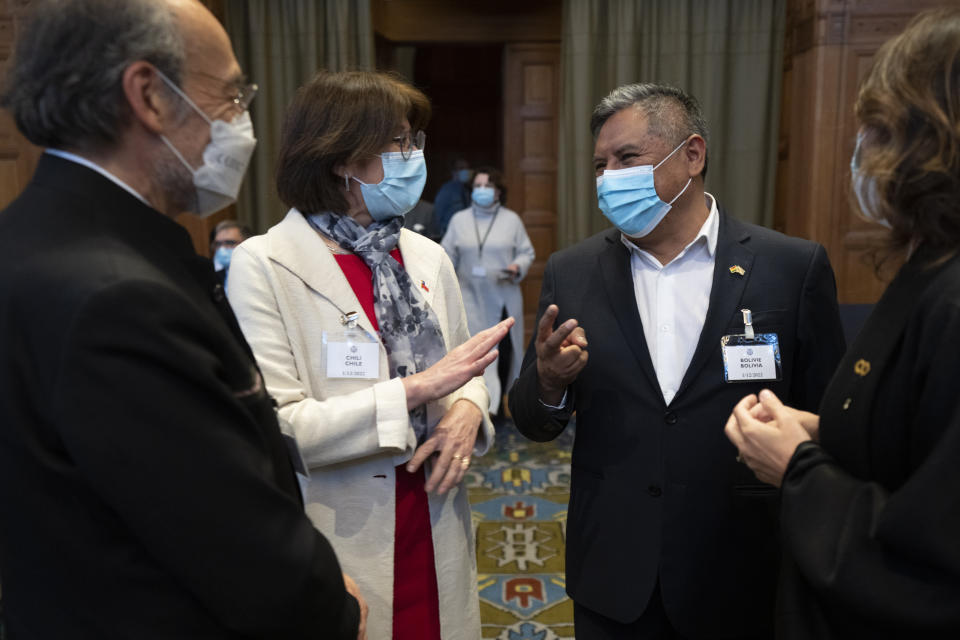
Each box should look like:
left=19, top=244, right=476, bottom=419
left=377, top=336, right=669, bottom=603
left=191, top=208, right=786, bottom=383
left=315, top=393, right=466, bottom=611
left=340, top=310, right=360, bottom=328
left=741, top=308, right=755, bottom=339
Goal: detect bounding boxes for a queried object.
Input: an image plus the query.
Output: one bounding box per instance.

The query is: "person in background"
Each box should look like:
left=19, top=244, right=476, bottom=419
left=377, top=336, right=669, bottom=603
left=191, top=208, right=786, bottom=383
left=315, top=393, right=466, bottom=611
left=227, top=70, right=512, bottom=640
left=402, top=197, right=436, bottom=239
left=509, top=82, right=846, bottom=639
left=726, top=8, right=960, bottom=638
left=442, top=167, right=534, bottom=420
left=0, top=1, right=364, bottom=638
left=209, top=219, right=253, bottom=282
left=432, top=157, right=471, bottom=237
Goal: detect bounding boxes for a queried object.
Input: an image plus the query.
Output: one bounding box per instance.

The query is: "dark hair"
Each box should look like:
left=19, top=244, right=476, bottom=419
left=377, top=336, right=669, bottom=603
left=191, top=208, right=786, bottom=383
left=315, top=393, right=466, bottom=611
left=209, top=220, right=254, bottom=248
left=590, top=83, right=710, bottom=178
left=0, top=0, right=184, bottom=152
left=275, top=70, right=431, bottom=215
left=854, top=7, right=960, bottom=263
left=471, top=166, right=507, bottom=206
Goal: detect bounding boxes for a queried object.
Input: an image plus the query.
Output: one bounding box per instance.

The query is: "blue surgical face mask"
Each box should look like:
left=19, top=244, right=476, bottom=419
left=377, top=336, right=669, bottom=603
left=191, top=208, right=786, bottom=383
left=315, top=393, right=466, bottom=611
left=472, top=185, right=496, bottom=207
left=596, top=138, right=692, bottom=238
left=456, top=168, right=472, bottom=183
left=350, top=150, right=427, bottom=221
left=213, top=246, right=233, bottom=271
left=850, top=131, right=891, bottom=229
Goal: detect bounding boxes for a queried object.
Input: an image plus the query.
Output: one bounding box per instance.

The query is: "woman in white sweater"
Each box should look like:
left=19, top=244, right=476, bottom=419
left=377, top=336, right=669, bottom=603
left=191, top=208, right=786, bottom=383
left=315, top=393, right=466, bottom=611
left=441, top=167, right=535, bottom=417
left=227, top=71, right=511, bottom=640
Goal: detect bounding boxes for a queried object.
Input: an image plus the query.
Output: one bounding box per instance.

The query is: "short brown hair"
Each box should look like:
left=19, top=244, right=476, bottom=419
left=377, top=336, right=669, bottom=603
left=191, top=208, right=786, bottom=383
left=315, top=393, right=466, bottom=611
left=275, top=70, right=431, bottom=215
left=471, top=166, right=508, bottom=206
left=855, top=8, right=960, bottom=263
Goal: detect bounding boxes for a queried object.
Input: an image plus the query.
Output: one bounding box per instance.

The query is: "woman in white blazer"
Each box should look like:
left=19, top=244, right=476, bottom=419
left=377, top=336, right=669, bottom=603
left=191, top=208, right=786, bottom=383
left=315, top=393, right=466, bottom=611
left=227, top=71, right=511, bottom=640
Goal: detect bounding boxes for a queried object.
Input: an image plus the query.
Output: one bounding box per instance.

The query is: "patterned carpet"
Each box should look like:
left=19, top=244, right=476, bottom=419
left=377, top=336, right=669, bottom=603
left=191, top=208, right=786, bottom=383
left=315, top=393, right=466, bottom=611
left=468, top=419, right=576, bottom=639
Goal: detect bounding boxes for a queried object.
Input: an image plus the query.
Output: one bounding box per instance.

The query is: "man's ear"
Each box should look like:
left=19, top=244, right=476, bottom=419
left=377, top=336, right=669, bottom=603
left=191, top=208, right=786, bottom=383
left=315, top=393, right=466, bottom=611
left=684, top=134, right=707, bottom=177
left=122, top=62, right=171, bottom=135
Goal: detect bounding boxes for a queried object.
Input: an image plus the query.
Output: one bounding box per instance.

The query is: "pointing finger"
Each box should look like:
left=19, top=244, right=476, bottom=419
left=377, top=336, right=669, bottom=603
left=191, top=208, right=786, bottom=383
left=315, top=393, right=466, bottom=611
left=536, top=305, right=559, bottom=345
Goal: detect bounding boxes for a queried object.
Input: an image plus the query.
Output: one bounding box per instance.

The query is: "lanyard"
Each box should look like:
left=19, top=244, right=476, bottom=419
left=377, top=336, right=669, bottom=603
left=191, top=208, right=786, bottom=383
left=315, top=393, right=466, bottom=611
left=472, top=206, right=500, bottom=257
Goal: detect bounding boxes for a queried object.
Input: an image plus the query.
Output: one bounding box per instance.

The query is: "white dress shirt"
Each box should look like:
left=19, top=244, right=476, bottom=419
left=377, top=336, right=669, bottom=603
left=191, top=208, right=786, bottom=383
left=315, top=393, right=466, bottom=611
left=620, top=193, right=719, bottom=405
left=45, top=149, right=150, bottom=206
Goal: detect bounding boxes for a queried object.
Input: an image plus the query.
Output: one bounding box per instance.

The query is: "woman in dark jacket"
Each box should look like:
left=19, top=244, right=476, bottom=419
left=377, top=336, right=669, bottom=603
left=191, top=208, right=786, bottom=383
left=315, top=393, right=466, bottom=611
left=725, top=8, right=960, bottom=639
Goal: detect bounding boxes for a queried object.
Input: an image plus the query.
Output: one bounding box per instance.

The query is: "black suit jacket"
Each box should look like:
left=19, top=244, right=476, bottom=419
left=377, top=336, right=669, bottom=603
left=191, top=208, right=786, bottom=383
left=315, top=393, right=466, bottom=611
left=0, top=155, right=358, bottom=639
left=509, top=208, right=845, bottom=638
left=778, top=248, right=960, bottom=639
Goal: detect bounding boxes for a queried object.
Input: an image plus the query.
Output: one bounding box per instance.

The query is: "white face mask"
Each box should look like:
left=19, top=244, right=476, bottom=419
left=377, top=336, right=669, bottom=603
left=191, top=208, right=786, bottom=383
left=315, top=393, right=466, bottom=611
left=156, top=71, right=257, bottom=217
left=850, top=130, right=891, bottom=229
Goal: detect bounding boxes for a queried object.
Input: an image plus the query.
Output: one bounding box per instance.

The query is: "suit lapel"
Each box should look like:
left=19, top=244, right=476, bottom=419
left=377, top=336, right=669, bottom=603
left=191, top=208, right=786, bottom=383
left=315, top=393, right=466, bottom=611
left=266, top=210, right=379, bottom=340
left=675, top=211, right=755, bottom=399
left=598, top=230, right=662, bottom=396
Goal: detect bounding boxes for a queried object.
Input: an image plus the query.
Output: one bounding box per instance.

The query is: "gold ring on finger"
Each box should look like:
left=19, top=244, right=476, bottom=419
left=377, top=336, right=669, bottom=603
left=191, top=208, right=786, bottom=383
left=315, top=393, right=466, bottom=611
left=461, top=457, right=470, bottom=468
left=453, top=454, right=463, bottom=460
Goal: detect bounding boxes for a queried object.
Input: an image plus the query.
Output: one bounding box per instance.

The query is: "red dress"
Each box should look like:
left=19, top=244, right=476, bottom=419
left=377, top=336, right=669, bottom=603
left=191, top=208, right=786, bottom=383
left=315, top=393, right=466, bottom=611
left=333, top=250, right=443, bottom=640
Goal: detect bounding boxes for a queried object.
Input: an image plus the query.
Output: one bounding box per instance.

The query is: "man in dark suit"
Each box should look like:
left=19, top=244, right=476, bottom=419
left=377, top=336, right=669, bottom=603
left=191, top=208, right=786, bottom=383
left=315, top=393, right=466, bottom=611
left=0, top=1, right=364, bottom=638
left=509, top=83, right=846, bottom=639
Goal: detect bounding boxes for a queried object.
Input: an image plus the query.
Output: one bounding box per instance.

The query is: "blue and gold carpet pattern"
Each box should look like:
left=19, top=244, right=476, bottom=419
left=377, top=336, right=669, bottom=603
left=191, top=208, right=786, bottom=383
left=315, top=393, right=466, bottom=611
left=468, top=420, right=576, bottom=639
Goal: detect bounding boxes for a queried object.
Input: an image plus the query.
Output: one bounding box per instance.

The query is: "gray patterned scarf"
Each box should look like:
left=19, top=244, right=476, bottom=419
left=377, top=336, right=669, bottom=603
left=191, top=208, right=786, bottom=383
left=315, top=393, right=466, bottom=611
left=307, top=212, right=446, bottom=443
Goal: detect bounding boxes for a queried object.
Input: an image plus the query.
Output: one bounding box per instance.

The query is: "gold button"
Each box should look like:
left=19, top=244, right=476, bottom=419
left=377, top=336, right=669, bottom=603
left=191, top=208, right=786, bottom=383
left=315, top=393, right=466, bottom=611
left=854, top=359, right=871, bottom=376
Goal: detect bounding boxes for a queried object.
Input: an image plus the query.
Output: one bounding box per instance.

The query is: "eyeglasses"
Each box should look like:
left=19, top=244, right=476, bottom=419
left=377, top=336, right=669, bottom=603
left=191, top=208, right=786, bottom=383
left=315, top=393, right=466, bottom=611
left=232, top=82, right=258, bottom=112
left=392, top=130, right=426, bottom=160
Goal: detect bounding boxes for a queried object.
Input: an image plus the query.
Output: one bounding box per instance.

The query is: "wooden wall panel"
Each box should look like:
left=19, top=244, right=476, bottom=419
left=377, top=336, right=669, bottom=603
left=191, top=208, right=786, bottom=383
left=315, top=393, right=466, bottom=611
left=777, top=0, right=943, bottom=303
left=0, top=0, right=41, bottom=211
left=503, top=44, right=560, bottom=343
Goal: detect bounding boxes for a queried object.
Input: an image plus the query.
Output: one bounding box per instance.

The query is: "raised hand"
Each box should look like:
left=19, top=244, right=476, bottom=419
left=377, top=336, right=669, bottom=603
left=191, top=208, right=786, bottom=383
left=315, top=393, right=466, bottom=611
left=402, top=317, right=515, bottom=410
left=535, top=304, right=588, bottom=406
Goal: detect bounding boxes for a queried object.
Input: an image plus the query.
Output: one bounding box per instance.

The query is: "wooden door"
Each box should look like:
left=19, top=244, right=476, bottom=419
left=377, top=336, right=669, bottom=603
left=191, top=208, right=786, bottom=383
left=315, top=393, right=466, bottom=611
left=0, top=0, right=41, bottom=211
left=776, top=0, right=945, bottom=303
left=502, top=43, right=561, bottom=345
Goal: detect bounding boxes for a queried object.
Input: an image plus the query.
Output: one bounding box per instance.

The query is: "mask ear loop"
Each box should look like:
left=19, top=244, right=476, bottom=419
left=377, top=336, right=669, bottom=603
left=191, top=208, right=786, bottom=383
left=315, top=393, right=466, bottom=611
left=653, top=136, right=691, bottom=171
left=344, top=174, right=350, bottom=192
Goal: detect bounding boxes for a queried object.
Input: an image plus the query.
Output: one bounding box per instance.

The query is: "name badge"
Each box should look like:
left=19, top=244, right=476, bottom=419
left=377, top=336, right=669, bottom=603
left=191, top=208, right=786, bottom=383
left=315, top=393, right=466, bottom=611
left=323, top=328, right=380, bottom=379
left=471, top=265, right=487, bottom=278
left=721, top=333, right=782, bottom=382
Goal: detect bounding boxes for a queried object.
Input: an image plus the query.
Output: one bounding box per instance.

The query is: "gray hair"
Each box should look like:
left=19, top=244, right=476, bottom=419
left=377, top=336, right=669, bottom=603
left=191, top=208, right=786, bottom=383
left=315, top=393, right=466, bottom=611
left=1, top=0, right=186, bottom=152
left=591, top=83, right=710, bottom=177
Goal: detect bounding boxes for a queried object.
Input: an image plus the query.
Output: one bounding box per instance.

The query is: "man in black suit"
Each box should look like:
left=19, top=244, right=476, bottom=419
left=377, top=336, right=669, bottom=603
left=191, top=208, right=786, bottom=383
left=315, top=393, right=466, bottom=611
left=509, top=83, right=846, bottom=639
left=0, top=1, right=364, bottom=638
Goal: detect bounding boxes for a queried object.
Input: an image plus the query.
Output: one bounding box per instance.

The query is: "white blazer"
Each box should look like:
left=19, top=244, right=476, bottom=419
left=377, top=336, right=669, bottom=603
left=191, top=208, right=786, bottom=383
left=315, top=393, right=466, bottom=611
left=228, top=209, right=492, bottom=640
